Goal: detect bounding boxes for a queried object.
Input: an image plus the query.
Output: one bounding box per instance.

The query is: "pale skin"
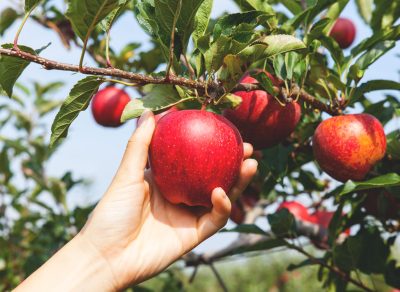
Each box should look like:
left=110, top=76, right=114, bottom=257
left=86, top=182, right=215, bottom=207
left=15, top=110, right=258, bottom=291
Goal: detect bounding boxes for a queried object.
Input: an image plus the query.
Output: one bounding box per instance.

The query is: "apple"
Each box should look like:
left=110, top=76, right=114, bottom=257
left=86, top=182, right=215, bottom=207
left=313, top=114, right=386, bottom=182
left=310, top=210, right=351, bottom=234
left=154, top=106, right=178, bottom=123
left=230, top=186, right=260, bottom=224
left=363, top=189, right=399, bottom=219
left=223, top=71, right=301, bottom=150
left=91, top=86, right=131, bottom=127
left=149, top=110, right=244, bottom=208
left=277, top=201, right=312, bottom=222
left=329, top=18, right=356, bottom=49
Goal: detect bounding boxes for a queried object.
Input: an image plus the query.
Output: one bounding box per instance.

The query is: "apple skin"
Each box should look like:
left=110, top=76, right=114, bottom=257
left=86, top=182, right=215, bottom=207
left=309, top=210, right=350, bottom=235
left=363, top=190, right=399, bottom=219
left=223, top=71, right=301, bottom=150
left=329, top=18, right=356, bottom=49
left=313, top=114, right=386, bottom=182
left=149, top=110, right=244, bottom=208
left=277, top=201, right=312, bottom=222
left=91, top=87, right=131, bottom=127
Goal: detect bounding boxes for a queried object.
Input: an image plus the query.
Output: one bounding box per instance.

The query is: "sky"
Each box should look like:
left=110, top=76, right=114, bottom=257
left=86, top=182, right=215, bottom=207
left=0, top=0, right=399, bottom=253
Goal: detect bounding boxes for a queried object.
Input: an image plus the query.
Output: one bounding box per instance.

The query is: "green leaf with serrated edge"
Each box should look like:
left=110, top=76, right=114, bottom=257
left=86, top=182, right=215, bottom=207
left=267, top=208, right=296, bottom=236
left=66, top=0, right=120, bottom=41
left=0, top=8, right=19, bottom=36
left=193, top=0, right=213, bottom=47
left=121, top=85, right=195, bottom=122
left=0, top=44, right=45, bottom=97
left=133, top=1, right=158, bottom=36
left=352, top=80, right=400, bottom=102
left=239, top=35, right=306, bottom=63
left=50, top=76, right=104, bottom=147
left=355, top=0, right=373, bottom=24
left=218, top=54, right=244, bottom=92
left=25, top=0, right=42, bottom=12
left=99, top=0, right=129, bottom=32
left=233, top=0, right=274, bottom=14
left=221, top=224, right=267, bottom=235
left=280, top=0, right=302, bottom=15
left=328, top=173, right=400, bottom=198
left=353, top=40, right=395, bottom=71
left=251, top=71, right=274, bottom=95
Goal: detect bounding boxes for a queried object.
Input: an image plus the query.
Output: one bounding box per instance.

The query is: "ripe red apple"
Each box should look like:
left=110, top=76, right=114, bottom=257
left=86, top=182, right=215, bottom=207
left=309, top=210, right=350, bottom=235
left=277, top=201, right=312, bottom=222
left=91, top=86, right=131, bottom=127
left=329, top=18, right=356, bottom=49
left=363, top=189, right=399, bottom=219
left=223, top=71, right=301, bottom=150
left=149, top=110, right=244, bottom=208
left=154, top=106, right=178, bottom=123
left=313, top=114, right=386, bottom=182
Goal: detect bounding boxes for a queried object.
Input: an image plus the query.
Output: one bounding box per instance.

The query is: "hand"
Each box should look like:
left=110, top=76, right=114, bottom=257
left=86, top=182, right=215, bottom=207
left=16, top=110, right=257, bottom=292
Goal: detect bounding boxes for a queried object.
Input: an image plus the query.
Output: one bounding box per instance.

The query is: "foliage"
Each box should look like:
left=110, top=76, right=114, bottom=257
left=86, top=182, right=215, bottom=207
left=0, top=0, right=399, bottom=291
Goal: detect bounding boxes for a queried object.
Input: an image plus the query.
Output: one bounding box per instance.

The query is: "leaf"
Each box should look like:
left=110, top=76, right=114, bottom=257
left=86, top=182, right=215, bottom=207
left=218, top=54, right=244, bottom=91
left=261, top=144, right=293, bottom=182
left=193, top=0, right=213, bottom=47
left=233, top=0, right=275, bottom=14
left=25, top=0, right=42, bottom=12
left=221, top=238, right=287, bottom=257
left=352, top=80, right=400, bottom=102
left=239, top=35, right=306, bottom=63
left=0, top=44, right=41, bottom=97
left=267, top=208, right=296, bottom=236
left=329, top=173, right=400, bottom=197
left=353, top=40, right=396, bottom=71
left=121, top=85, right=194, bottom=122
left=50, top=76, right=104, bottom=147
left=221, top=224, right=267, bottom=235
left=355, top=0, right=373, bottom=24
left=0, top=7, right=19, bottom=36
left=66, top=0, right=120, bottom=41
left=99, top=0, right=129, bottom=32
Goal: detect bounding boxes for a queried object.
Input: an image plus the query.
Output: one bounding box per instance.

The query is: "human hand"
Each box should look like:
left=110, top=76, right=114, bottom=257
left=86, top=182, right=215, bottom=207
left=16, top=110, right=257, bottom=292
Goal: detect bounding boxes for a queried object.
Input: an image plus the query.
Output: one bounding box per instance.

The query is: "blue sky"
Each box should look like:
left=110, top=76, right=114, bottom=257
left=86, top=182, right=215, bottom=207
left=0, top=0, right=399, bottom=253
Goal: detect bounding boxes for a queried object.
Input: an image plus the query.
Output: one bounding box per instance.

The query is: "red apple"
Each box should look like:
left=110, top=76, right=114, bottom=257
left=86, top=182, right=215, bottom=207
left=329, top=18, right=356, bottom=49
left=310, top=210, right=350, bottom=235
left=277, top=201, right=312, bottom=222
left=149, top=110, right=244, bottom=208
left=154, top=106, right=178, bottom=123
left=223, top=71, right=301, bottom=150
left=91, top=86, right=131, bottom=127
left=363, top=189, right=400, bottom=219
left=313, top=114, right=386, bottom=182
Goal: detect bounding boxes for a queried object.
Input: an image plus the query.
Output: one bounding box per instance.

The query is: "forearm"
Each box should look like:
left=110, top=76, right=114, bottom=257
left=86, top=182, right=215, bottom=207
left=15, top=234, right=117, bottom=292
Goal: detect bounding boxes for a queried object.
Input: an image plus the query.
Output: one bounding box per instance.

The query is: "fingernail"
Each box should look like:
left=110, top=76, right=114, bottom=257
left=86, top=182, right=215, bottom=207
left=137, top=110, right=152, bottom=127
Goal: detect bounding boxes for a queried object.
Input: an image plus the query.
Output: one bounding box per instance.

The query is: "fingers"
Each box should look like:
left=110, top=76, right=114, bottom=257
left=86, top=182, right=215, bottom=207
left=229, top=158, right=258, bottom=202
left=113, top=111, right=155, bottom=184
left=196, top=188, right=231, bottom=242
left=243, top=143, right=253, bottom=159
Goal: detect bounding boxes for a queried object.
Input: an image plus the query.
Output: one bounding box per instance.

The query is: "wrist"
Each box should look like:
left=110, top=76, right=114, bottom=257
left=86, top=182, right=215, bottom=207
left=16, top=233, right=117, bottom=292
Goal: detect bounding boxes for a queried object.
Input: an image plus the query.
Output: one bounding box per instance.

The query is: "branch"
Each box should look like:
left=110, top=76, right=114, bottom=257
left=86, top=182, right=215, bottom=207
left=0, top=47, right=339, bottom=116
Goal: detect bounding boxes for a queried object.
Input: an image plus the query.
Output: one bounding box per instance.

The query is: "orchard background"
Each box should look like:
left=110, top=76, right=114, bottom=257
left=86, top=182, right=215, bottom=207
left=0, top=0, right=399, bottom=291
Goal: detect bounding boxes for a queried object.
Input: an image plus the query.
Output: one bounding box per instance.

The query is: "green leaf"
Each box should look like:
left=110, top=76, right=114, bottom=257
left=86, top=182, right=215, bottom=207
left=0, top=8, right=19, bottom=36
left=121, top=85, right=195, bottom=122
left=233, top=0, right=275, bottom=14
left=0, top=44, right=39, bottom=97
left=261, top=144, right=293, bottom=182
left=218, top=54, right=244, bottom=91
left=239, top=35, right=306, bottom=63
left=50, top=76, right=104, bottom=147
left=355, top=0, right=373, bottom=24
left=329, top=173, right=400, bottom=197
left=25, top=0, right=42, bottom=12
left=66, top=0, right=120, bottom=41
left=352, top=80, right=400, bottom=102
left=193, top=0, right=213, bottom=47
left=99, top=0, right=129, bottom=32
left=251, top=71, right=274, bottom=94
left=221, top=224, right=267, bottom=235
left=353, top=40, right=396, bottom=71
left=267, top=208, right=296, bottom=236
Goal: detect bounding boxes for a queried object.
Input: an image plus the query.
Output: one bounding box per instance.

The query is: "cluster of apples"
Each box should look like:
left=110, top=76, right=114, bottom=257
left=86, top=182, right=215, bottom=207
left=89, top=17, right=394, bottom=217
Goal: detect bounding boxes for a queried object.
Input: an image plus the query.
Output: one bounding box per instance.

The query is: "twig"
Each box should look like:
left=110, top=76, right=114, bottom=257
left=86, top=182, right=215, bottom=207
left=286, top=243, right=373, bottom=292
left=0, top=47, right=340, bottom=116
left=209, top=262, right=228, bottom=292
left=165, top=1, right=182, bottom=80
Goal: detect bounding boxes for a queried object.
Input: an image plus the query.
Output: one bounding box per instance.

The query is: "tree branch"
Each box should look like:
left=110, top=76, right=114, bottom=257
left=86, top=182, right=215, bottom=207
left=0, top=47, right=340, bottom=116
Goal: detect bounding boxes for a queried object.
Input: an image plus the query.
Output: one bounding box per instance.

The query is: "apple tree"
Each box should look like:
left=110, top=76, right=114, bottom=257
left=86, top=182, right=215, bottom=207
left=0, top=0, right=400, bottom=291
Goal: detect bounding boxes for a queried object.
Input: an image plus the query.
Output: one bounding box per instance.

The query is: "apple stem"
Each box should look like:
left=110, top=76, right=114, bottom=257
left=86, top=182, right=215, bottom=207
left=201, top=104, right=207, bottom=111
